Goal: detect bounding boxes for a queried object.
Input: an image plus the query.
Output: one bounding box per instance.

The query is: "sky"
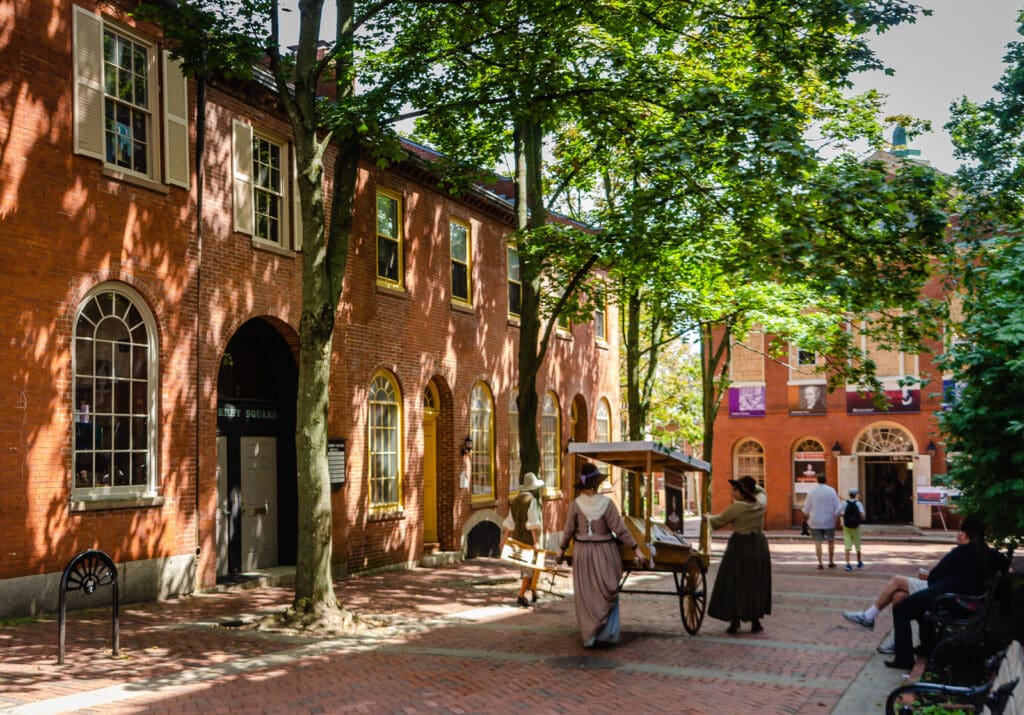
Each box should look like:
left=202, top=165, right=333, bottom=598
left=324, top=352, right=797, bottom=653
left=851, top=0, right=1022, bottom=174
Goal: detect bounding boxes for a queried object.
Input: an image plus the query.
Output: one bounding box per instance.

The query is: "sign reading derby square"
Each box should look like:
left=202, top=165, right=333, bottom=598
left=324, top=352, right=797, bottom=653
left=845, top=388, right=920, bottom=414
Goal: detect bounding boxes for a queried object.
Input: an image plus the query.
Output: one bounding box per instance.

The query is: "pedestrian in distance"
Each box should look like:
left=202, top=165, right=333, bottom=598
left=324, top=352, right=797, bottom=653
left=556, top=462, right=646, bottom=648
left=706, top=475, right=772, bottom=634
left=802, top=472, right=841, bottom=569
left=841, top=515, right=1008, bottom=670
left=501, top=471, right=545, bottom=607
left=838, top=487, right=866, bottom=571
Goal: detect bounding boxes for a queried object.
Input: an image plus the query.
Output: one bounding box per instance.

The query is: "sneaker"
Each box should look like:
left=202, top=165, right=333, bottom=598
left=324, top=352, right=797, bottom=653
left=516, top=596, right=529, bottom=608
left=842, top=610, right=875, bottom=630
left=844, top=564, right=853, bottom=571
left=858, top=560, right=864, bottom=569
left=828, top=562, right=837, bottom=569
left=877, top=640, right=895, bottom=654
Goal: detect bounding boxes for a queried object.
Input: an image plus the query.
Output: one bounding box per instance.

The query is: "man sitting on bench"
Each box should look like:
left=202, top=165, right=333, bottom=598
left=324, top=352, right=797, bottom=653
left=842, top=515, right=1007, bottom=671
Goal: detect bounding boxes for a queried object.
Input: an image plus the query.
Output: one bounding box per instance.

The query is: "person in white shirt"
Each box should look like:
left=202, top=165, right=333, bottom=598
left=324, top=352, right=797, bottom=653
left=802, top=473, right=841, bottom=569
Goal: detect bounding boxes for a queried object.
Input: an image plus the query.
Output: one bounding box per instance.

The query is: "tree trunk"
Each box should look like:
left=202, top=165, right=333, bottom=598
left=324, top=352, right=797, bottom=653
left=698, top=321, right=730, bottom=558
left=514, top=117, right=548, bottom=480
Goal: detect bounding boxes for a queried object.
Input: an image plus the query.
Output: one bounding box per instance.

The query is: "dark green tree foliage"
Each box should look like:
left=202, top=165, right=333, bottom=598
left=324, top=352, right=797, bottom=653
left=941, top=14, right=1024, bottom=548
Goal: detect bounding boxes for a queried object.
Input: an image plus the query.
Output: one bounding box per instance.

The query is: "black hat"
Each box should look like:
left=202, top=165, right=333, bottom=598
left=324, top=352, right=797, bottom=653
left=576, top=462, right=604, bottom=489
left=728, top=476, right=757, bottom=502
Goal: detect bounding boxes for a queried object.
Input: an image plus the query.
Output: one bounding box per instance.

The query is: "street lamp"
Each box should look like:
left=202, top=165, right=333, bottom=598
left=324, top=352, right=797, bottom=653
left=926, top=440, right=937, bottom=458
left=831, top=441, right=842, bottom=458
left=461, top=435, right=473, bottom=456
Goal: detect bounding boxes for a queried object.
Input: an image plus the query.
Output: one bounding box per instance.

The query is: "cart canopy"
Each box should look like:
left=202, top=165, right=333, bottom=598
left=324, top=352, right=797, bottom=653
left=567, top=440, right=710, bottom=477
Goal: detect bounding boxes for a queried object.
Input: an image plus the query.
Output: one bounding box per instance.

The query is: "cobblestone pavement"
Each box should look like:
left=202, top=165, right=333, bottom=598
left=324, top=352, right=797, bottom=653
left=0, top=539, right=959, bottom=714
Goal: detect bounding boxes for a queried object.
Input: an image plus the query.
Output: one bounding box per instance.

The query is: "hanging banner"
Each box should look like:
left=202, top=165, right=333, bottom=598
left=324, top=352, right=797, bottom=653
left=845, top=388, right=920, bottom=414
left=729, top=385, right=766, bottom=417
left=789, top=384, right=827, bottom=415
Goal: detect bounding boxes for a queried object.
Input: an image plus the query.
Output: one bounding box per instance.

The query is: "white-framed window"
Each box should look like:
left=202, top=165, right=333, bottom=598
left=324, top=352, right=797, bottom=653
left=851, top=317, right=919, bottom=381
left=594, top=282, right=607, bottom=342
left=541, top=391, right=561, bottom=490
left=253, top=135, right=283, bottom=243
left=596, top=398, right=611, bottom=477
left=73, top=5, right=189, bottom=188
left=730, top=329, right=765, bottom=382
left=368, top=371, right=402, bottom=510
left=508, top=390, right=521, bottom=492
left=73, top=284, right=158, bottom=498
left=232, top=120, right=301, bottom=250
left=734, top=439, right=765, bottom=487
left=450, top=219, right=471, bottom=305
left=376, top=191, right=403, bottom=287
left=507, top=245, right=521, bottom=317
left=469, top=383, right=494, bottom=499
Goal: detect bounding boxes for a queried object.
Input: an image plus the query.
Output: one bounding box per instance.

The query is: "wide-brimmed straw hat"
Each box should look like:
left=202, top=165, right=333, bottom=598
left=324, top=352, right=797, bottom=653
left=727, top=476, right=757, bottom=502
left=520, top=472, right=545, bottom=492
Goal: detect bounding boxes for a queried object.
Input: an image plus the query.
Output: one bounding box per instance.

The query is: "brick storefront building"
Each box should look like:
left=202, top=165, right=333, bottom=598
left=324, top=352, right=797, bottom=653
left=710, top=243, right=950, bottom=532
left=0, top=1, right=619, bottom=617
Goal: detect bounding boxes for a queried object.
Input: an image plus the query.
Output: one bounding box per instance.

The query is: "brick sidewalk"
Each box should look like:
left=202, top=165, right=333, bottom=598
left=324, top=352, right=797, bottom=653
left=0, top=541, right=956, bottom=714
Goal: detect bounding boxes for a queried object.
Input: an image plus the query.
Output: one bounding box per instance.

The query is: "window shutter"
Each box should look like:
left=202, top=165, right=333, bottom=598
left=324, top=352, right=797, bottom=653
left=163, top=52, right=190, bottom=189
left=232, top=119, right=253, bottom=234
left=291, top=149, right=302, bottom=251
left=73, top=6, right=104, bottom=160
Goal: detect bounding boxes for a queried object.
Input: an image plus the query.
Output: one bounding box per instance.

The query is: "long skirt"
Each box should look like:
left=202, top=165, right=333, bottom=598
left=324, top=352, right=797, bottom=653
left=707, top=531, right=772, bottom=622
left=571, top=540, right=624, bottom=646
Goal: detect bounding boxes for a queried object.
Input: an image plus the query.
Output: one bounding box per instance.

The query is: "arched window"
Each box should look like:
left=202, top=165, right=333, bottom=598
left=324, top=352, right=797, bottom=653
left=73, top=284, right=158, bottom=497
left=469, top=383, right=494, bottom=499
left=855, top=425, right=915, bottom=454
left=734, top=439, right=765, bottom=487
left=792, top=438, right=825, bottom=507
left=541, top=391, right=561, bottom=490
left=508, top=390, right=520, bottom=492
left=368, top=371, right=402, bottom=509
left=596, top=398, right=611, bottom=477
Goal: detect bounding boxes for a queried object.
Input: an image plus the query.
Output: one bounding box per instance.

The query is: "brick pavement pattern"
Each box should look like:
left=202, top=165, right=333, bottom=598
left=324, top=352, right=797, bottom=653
left=0, top=540, right=957, bottom=714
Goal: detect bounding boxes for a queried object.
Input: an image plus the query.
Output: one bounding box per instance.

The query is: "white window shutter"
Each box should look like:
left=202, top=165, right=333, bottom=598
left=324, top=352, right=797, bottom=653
left=163, top=51, right=190, bottom=189
left=291, top=149, right=303, bottom=251
left=73, top=5, right=104, bottom=160
left=232, top=119, right=253, bottom=235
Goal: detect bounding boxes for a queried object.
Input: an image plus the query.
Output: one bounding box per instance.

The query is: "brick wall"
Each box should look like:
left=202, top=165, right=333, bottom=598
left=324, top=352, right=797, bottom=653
left=0, top=0, right=620, bottom=595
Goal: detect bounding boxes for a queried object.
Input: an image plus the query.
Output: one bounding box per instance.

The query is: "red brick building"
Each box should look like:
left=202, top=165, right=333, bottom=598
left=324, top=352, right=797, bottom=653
left=710, top=256, right=950, bottom=532
left=0, top=1, right=619, bottom=617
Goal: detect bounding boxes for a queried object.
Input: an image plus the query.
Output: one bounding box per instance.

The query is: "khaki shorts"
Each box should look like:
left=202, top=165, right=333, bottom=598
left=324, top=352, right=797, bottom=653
left=811, top=528, right=835, bottom=543
left=907, top=576, right=927, bottom=594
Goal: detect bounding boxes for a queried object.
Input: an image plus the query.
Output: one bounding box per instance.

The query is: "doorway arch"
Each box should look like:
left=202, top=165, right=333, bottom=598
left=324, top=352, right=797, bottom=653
left=852, top=423, right=917, bottom=524
left=216, top=318, right=298, bottom=579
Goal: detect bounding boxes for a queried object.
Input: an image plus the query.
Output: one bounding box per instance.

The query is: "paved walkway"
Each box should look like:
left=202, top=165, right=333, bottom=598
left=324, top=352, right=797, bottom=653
left=0, top=537, right=960, bottom=714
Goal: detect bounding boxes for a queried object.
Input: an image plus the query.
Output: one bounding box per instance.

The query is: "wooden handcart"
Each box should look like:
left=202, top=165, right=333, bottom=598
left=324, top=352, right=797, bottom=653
left=566, top=440, right=713, bottom=635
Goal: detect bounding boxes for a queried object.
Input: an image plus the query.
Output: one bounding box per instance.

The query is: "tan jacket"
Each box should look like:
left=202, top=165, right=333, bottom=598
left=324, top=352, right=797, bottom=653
left=709, top=486, right=767, bottom=535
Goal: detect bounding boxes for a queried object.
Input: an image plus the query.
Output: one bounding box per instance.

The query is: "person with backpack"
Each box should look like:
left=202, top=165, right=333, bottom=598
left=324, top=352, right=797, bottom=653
left=837, top=488, right=866, bottom=571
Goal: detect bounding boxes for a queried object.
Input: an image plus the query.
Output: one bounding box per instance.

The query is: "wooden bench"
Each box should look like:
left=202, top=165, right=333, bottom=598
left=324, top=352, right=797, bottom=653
left=499, top=538, right=568, bottom=593
left=885, top=640, right=1022, bottom=715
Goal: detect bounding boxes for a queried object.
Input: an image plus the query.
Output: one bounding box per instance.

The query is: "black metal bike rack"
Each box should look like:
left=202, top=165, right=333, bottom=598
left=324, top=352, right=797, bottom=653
left=58, top=549, right=119, bottom=665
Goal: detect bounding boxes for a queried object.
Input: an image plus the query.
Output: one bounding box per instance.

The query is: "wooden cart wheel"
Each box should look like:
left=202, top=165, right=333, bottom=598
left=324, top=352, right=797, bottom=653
left=679, top=555, right=707, bottom=635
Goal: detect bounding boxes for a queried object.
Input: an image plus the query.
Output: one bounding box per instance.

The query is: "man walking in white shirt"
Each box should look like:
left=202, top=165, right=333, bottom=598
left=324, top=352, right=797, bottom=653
left=802, top=472, right=841, bottom=569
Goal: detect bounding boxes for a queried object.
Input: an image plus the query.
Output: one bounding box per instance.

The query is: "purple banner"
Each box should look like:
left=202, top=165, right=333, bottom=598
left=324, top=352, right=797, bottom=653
left=729, top=385, right=766, bottom=417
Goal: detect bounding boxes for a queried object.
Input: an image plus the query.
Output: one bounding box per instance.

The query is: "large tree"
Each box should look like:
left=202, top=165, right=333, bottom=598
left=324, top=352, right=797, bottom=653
left=940, top=14, right=1024, bottom=549
left=141, top=0, right=483, bottom=627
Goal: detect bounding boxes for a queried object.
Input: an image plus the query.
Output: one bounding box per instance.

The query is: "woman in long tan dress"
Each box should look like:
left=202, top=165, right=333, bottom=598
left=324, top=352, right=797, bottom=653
left=707, top=475, right=772, bottom=634
left=556, top=463, right=645, bottom=647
